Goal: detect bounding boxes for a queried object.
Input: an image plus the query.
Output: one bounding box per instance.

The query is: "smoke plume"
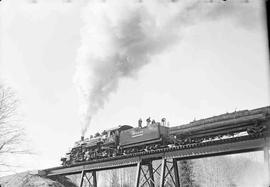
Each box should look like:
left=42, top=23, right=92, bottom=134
left=75, top=0, right=262, bottom=136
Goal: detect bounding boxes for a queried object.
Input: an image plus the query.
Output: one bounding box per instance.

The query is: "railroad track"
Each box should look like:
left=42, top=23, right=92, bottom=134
left=73, top=134, right=265, bottom=163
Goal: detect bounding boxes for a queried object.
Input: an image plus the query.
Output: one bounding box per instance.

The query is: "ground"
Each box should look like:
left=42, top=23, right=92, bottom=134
left=0, top=172, right=77, bottom=187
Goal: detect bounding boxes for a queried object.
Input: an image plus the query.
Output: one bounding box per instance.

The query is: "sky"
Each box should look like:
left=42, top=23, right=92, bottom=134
left=0, top=0, right=269, bottom=174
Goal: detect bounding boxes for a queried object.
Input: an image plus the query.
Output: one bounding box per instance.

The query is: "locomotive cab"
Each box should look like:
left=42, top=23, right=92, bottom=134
left=102, top=125, right=133, bottom=157
left=103, top=125, right=133, bottom=146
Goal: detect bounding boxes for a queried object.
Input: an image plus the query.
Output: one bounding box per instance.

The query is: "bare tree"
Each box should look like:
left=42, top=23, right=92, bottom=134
left=0, top=85, right=27, bottom=171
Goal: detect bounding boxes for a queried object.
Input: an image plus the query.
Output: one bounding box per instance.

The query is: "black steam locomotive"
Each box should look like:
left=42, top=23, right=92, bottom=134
left=61, top=118, right=175, bottom=166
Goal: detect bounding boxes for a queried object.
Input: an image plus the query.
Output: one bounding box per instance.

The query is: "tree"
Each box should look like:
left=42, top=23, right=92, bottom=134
left=108, top=170, right=120, bottom=187
left=0, top=85, right=27, bottom=171
left=179, top=160, right=198, bottom=187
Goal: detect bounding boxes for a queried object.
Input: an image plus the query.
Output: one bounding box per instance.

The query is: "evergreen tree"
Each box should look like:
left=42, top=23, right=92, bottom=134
left=179, top=160, right=198, bottom=187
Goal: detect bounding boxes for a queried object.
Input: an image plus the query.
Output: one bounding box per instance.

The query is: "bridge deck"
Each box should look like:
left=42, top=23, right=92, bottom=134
left=43, top=135, right=269, bottom=176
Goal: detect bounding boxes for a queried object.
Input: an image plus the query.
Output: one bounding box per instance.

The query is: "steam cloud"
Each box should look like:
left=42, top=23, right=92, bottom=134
left=75, top=0, right=262, bottom=136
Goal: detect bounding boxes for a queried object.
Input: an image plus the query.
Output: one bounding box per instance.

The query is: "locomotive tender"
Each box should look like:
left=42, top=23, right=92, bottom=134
left=61, top=119, right=173, bottom=166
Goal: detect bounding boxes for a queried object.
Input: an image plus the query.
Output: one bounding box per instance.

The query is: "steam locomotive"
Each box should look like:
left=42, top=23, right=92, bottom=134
left=61, top=118, right=176, bottom=166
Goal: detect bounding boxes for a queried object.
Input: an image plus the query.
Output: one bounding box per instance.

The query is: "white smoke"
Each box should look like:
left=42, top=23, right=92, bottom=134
left=74, top=0, right=263, bottom=136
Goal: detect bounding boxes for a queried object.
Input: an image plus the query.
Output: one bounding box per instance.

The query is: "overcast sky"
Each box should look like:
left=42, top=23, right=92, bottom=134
left=0, top=0, right=269, bottom=172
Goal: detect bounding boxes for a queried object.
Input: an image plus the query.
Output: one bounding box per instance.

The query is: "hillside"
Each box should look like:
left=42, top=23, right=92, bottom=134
left=0, top=172, right=77, bottom=187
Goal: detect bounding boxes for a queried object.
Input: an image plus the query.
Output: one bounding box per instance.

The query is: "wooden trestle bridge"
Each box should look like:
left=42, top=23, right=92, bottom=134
left=41, top=106, right=270, bottom=187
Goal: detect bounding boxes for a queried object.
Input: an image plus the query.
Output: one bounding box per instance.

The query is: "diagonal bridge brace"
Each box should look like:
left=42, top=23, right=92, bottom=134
left=135, top=158, right=180, bottom=187
left=79, top=170, right=97, bottom=187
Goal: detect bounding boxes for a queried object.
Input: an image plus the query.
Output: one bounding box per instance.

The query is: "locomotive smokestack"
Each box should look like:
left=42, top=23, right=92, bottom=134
left=81, top=136, right=84, bottom=141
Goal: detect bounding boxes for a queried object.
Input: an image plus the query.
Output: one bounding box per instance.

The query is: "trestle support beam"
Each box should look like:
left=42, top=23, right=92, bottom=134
left=135, top=158, right=180, bottom=187
left=79, top=170, right=97, bottom=187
